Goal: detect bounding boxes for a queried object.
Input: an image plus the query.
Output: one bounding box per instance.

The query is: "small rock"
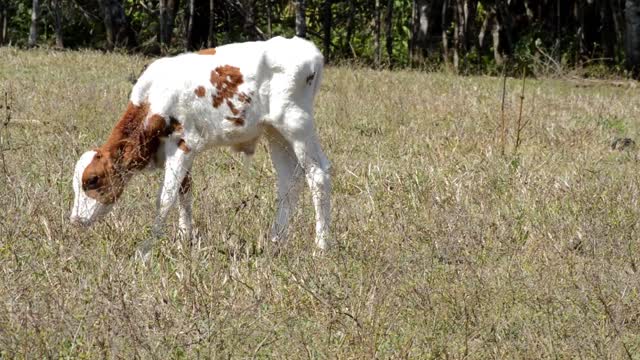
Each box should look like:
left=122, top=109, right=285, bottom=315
left=611, top=137, right=636, bottom=151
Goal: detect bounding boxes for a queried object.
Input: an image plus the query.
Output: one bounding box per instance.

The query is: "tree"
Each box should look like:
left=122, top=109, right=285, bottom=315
left=208, top=0, right=216, bottom=47
left=28, top=0, right=39, bottom=47
left=343, top=0, right=356, bottom=56
left=186, top=0, right=195, bottom=49
left=186, top=0, right=211, bottom=50
left=385, top=0, right=393, bottom=63
left=265, top=0, right=272, bottom=38
left=625, top=0, right=640, bottom=76
left=1, top=1, right=8, bottom=45
left=410, top=0, right=444, bottom=64
left=295, top=0, right=306, bottom=38
left=242, top=0, right=257, bottom=40
left=451, top=0, right=477, bottom=69
left=374, top=0, right=381, bottom=66
left=53, top=0, right=63, bottom=48
left=322, top=0, right=332, bottom=59
left=159, top=0, right=179, bottom=50
left=159, top=0, right=166, bottom=47
left=441, top=0, right=449, bottom=66
left=98, top=0, right=136, bottom=49
left=2, top=0, right=639, bottom=73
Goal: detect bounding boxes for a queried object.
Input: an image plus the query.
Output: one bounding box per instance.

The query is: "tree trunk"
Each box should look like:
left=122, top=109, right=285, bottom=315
left=266, top=0, right=272, bottom=38
left=453, top=0, right=460, bottom=69
left=441, top=0, right=450, bottom=66
left=625, top=0, right=640, bottom=76
left=577, top=0, right=585, bottom=59
left=409, top=0, right=417, bottom=61
left=243, top=0, right=256, bottom=40
left=465, top=0, right=477, bottom=50
left=492, top=15, right=503, bottom=65
left=610, top=0, right=625, bottom=59
left=295, top=0, right=306, bottom=38
left=600, top=0, right=616, bottom=60
left=28, top=0, right=40, bottom=47
left=186, top=0, right=195, bottom=50
left=120, top=1, right=138, bottom=48
left=98, top=0, right=114, bottom=49
left=385, top=0, right=393, bottom=64
left=556, top=0, right=561, bottom=38
left=452, top=0, right=478, bottom=70
left=166, top=0, right=179, bottom=44
left=495, top=0, right=513, bottom=55
left=98, top=0, right=132, bottom=49
left=1, top=3, right=8, bottom=45
left=410, top=0, right=442, bottom=64
left=344, top=0, right=355, bottom=56
left=158, top=0, right=178, bottom=49
left=53, top=0, right=64, bottom=48
left=478, top=7, right=493, bottom=49
left=187, top=0, right=210, bottom=50
left=322, top=0, right=332, bottom=60
left=208, top=0, right=216, bottom=46
left=159, top=0, right=166, bottom=49
left=374, top=0, right=381, bottom=67
left=1, top=12, right=4, bottom=46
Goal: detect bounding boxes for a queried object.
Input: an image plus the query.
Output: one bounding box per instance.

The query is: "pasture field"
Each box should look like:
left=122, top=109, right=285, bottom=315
left=2, top=47, right=640, bottom=358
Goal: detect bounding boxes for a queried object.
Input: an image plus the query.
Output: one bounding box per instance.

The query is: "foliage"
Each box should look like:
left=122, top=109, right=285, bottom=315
left=0, top=1, right=638, bottom=73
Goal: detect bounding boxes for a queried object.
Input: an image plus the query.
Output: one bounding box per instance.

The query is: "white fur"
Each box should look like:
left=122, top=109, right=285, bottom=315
left=71, top=36, right=331, bottom=257
left=70, top=151, right=113, bottom=225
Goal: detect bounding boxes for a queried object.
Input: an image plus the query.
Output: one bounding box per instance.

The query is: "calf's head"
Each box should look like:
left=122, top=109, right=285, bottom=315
left=71, top=148, right=129, bottom=226
left=70, top=102, right=167, bottom=226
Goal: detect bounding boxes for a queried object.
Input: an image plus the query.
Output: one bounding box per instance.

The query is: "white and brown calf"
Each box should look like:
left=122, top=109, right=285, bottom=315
left=70, top=36, right=331, bottom=258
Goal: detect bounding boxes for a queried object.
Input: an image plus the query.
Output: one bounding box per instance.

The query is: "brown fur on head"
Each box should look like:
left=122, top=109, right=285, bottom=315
left=79, top=102, right=174, bottom=205
left=81, top=148, right=128, bottom=204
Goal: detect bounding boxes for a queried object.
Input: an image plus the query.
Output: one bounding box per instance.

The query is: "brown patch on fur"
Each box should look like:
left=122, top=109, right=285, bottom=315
left=225, top=117, right=245, bottom=126
left=146, top=114, right=168, bottom=138
left=180, top=175, right=192, bottom=194
left=210, top=65, right=244, bottom=108
left=237, top=93, right=252, bottom=104
left=194, top=86, right=206, bottom=97
left=178, top=139, right=191, bottom=153
left=82, top=102, right=173, bottom=204
left=306, top=73, right=315, bottom=85
left=197, top=48, right=217, bottom=55
left=226, top=100, right=240, bottom=115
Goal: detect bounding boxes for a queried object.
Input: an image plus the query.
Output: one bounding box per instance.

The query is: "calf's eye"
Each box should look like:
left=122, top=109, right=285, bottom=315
left=84, top=175, right=100, bottom=190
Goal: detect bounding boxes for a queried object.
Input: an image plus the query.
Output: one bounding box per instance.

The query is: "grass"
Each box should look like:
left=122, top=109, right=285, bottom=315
left=1, top=47, right=640, bottom=358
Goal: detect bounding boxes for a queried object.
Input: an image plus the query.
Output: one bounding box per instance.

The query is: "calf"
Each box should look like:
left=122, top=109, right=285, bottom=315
left=70, top=36, right=331, bottom=258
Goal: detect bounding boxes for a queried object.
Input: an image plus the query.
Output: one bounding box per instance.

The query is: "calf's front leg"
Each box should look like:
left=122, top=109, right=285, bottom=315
left=178, top=174, right=193, bottom=241
left=136, top=142, right=193, bottom=260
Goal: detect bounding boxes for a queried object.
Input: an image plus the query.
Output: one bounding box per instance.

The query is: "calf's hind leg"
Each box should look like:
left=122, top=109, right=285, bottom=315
left=267, top=127, right=305, bottom=245
left=293, top=135, right=331, bottom=250
left=275, top=120, right=331, bottom=250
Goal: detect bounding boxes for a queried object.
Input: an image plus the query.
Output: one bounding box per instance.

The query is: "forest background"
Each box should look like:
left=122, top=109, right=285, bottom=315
left=3, top=0, right=640, bottom=76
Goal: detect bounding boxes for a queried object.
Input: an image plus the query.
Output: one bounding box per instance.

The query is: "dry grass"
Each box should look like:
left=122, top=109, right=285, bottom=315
left=2, top=47, right=640, bottom=358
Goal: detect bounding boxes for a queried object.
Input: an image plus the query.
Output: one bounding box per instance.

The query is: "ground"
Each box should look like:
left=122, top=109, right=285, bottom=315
left=1, top=47, right=640, bottom=358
